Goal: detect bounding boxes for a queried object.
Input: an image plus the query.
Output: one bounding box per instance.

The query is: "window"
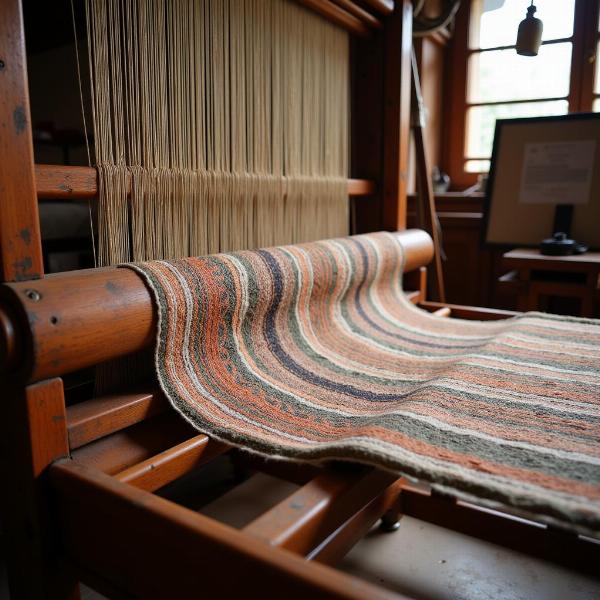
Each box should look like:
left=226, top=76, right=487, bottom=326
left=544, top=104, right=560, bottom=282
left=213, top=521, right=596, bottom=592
left=444, top=0, right=600, bottom=188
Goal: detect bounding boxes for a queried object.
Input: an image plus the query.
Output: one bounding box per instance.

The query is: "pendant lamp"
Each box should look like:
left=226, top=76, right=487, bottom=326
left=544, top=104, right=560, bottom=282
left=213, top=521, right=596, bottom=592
left=516, top=1, right=543, bottom=56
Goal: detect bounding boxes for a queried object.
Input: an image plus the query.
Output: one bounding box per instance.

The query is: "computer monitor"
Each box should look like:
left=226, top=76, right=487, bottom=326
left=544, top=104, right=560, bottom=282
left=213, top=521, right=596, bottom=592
left=483, top=113, right=600, bottom=249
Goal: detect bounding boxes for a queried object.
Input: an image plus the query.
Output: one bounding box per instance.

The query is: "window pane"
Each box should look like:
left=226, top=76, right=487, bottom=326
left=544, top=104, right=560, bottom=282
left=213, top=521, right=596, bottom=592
left=468, top=43, right=572, bottom=103
left=594, top=98, right=600, bottom=113
left=465, top=100, right=569, bottom=159
left=470, top=0, right=575, bottom=50
left=465, top=159, right=491, bottom=173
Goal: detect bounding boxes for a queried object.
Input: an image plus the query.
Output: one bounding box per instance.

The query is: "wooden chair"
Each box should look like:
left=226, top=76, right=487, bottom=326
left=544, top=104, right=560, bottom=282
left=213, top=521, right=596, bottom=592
left=1, top=1, right=598, bottom=598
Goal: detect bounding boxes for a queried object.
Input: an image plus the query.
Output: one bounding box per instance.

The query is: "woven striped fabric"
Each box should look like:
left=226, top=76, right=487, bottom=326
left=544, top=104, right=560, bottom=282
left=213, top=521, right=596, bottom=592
left=126, top=232, right=600, bottom=535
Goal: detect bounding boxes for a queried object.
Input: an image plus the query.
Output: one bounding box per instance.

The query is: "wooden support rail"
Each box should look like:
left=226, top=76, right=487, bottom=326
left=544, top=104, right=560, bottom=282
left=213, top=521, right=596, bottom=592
left=34, top=165, right=377, bottom=200
left=0, top=229, right=433, bottom=382
left=67, top=389, right=169, bottom=449
left=417, top=301, right=519, bottom=321
left=399, top=485, right=600, bottom=576
left=71, top=412, right=198, bottom=475
left=244, top=468, right=400, bottom=556
left=115, top=435, right=230, bottom=492
left=308, top=479, right=402, bottom=564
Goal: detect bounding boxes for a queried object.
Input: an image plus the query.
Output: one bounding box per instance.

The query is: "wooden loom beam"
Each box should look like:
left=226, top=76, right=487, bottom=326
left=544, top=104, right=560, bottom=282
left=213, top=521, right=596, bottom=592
left=0, top=229, right=433, bottom=383
left=34, top=164, right=377, bottom=200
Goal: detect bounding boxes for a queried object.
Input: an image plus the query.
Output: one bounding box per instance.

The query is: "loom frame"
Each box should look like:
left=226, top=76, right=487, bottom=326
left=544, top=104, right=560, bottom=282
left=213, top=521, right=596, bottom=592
left=1, top=1, right=598, bottom=599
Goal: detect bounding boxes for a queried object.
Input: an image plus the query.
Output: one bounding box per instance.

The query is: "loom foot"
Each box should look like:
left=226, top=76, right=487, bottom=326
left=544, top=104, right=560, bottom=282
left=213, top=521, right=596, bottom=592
left=379, top=509, right=402, bottom=532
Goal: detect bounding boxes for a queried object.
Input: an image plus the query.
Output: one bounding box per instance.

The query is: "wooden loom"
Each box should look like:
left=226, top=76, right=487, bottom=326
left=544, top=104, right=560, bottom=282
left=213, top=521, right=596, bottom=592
left=1, top=1, right=599, bottom=598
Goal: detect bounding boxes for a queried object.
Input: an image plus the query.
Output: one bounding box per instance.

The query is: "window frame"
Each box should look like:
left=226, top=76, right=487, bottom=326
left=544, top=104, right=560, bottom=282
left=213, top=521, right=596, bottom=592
left=443, top=0, right=600, bottom=190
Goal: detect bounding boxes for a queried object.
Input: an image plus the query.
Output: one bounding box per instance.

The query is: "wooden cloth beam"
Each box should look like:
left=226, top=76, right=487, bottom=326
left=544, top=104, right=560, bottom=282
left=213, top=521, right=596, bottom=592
left=0, top=230, right=433, bottom=381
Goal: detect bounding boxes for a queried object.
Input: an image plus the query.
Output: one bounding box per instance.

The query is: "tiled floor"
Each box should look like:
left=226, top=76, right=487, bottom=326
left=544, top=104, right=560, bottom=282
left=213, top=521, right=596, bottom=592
left=2, top=472, right=600, bottom=599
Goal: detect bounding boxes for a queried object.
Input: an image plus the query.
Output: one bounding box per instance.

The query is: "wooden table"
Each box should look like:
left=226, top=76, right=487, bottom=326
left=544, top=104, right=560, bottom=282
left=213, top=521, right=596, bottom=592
left=500, top=248, right=600, bottom=317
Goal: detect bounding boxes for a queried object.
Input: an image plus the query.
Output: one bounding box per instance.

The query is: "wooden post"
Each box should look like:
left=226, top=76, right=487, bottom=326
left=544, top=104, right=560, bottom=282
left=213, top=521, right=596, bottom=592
left=1, top=379, right=78, bottom=598
left=0, top=0, right=44, bottom=282
left=382, top=0, right=412, bottom=231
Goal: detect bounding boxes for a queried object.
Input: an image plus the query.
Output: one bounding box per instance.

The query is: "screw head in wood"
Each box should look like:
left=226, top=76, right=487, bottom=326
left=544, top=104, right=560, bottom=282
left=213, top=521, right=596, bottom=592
left=24, top=289, right=41, bottom=302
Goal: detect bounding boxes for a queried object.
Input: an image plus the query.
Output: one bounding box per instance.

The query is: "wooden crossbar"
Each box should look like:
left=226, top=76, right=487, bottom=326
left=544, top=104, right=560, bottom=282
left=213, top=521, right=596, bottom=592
left=307, top=481, right=402, bottom=564
left=70, top=413, right=197, bottom=475
left=34, top=165, right=377, bottom=200
left=67, top=388, right=168, bottom=449
left=115, top=435, right=230, bottom=492
left=417, top=301, right=520, bottom=320
left=244, top=467, right=400, bottom=555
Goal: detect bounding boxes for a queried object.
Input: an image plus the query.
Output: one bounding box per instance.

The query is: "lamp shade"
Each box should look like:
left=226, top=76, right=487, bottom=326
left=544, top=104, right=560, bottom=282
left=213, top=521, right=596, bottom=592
left=516, top=4, right=543, bottom=56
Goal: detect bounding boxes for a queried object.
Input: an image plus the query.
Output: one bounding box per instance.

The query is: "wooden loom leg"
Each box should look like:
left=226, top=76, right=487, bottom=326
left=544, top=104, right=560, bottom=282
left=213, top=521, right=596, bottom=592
left=379, top=507, right=402, bottom=532
left=1, top=379, right=79, bottom=599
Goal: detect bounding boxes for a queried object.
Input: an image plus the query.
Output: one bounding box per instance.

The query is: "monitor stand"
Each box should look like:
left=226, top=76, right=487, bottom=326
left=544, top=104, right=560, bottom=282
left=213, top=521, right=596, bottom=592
left=544, top=204, right=587, bottom=255
left=552, top=204, right=573, bottom=236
